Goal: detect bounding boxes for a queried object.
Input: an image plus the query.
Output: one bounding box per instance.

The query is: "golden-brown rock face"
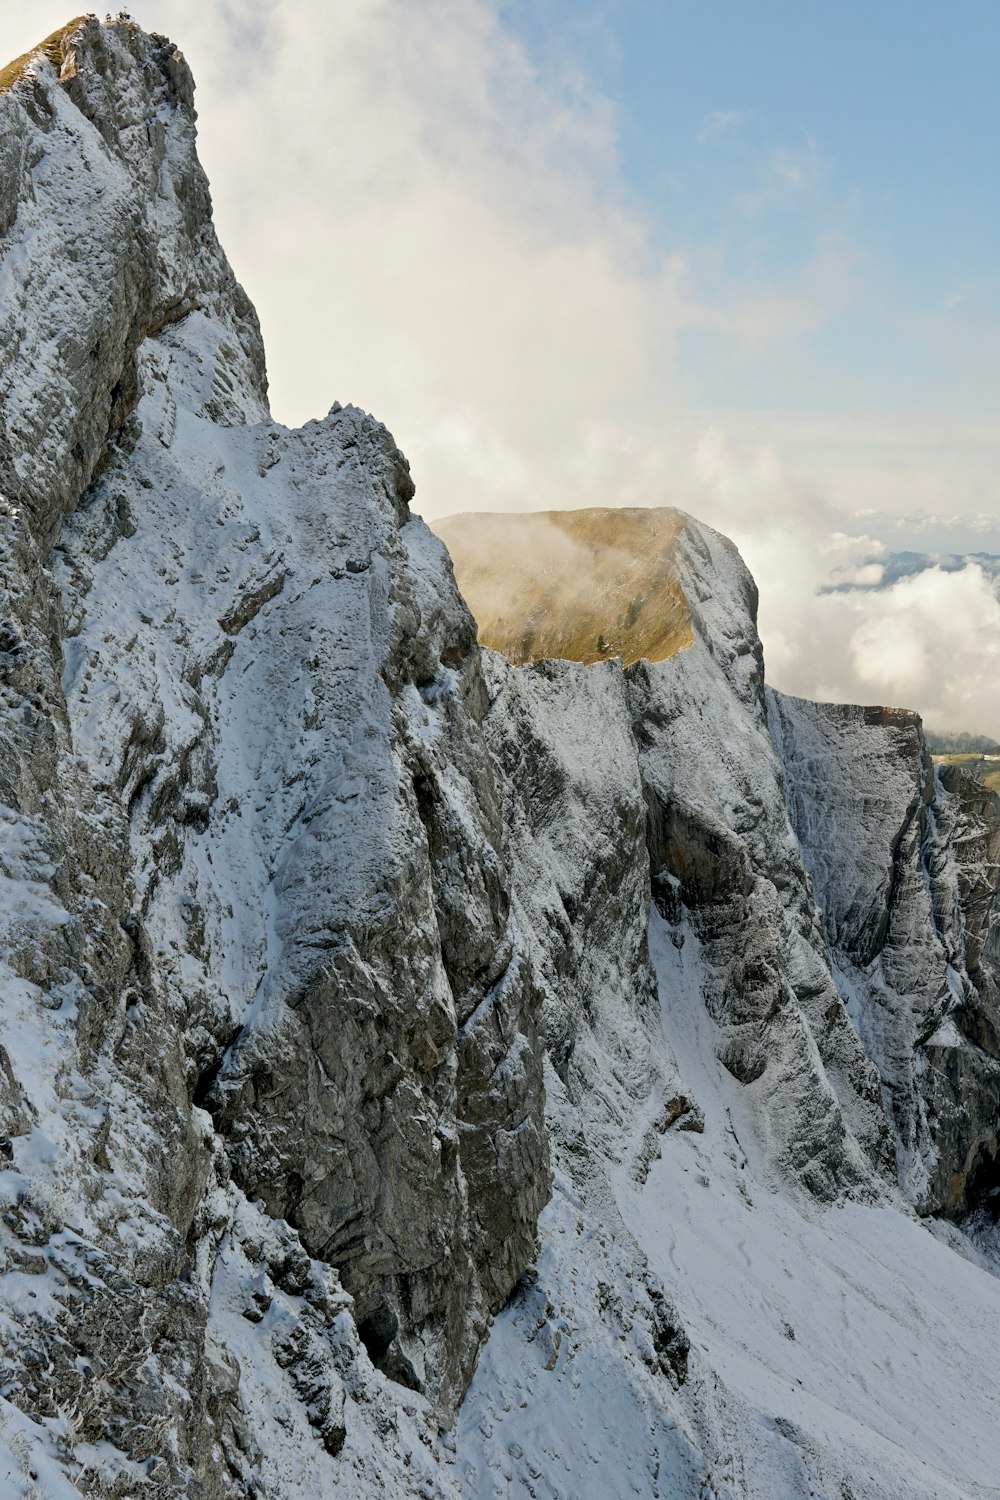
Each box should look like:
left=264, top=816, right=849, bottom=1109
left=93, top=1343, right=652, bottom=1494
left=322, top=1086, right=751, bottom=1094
left=433, top=506, right=693, bottom=666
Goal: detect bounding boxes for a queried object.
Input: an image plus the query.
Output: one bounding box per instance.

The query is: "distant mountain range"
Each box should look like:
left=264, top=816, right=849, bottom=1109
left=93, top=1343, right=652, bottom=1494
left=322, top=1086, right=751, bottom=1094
left=824, top=549, right=1000, bottom=593
left=925, top=729, right=1000, bottom=755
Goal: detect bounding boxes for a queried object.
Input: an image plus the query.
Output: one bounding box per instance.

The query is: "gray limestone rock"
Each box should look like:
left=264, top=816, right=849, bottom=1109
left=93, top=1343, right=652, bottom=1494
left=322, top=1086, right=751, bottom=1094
left=771, top=692, right=1000, bottom=1216
left=624, top=520, right=891, bottom=1201
left=0, top=17, right=546, bottom=1493
left=0, top=17, right=267, bottom=551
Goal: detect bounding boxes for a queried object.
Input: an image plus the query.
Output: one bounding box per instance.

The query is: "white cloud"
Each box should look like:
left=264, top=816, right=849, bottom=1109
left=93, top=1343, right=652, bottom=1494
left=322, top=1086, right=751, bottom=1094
left=846, top=565, right=1000, bottom=727
left=769, top=142, right=817, bottom=191
left=833, top=562, right=886, bottom=588
left=3, top=2, right=1000, bottom=733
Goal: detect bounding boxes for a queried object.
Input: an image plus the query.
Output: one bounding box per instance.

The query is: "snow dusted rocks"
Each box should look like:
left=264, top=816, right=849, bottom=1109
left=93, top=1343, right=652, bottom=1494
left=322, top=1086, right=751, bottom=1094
left=481, top=646, right=707, bottom=1184
left=450, top=509, right=1000, bottom=1498
left=456, top=511, right=895, bottom=1205
left=0, top=17, right=545, bottom=1493
left=0, top=16, right=267, bottom=550
left=4, top=14, right=1000, bottom=1500
left=445, top=507, right=1000, bottom=1498
left=451, top=502, right=1000, bottom=1222
left=770, top=694, right=1000, bottom=1216
left=630, top=522, right=896, bottom=1201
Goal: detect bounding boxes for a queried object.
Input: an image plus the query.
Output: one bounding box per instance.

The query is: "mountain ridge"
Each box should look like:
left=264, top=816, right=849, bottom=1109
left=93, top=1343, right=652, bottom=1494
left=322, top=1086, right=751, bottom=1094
left=1, top=17, right=999, bottom=1499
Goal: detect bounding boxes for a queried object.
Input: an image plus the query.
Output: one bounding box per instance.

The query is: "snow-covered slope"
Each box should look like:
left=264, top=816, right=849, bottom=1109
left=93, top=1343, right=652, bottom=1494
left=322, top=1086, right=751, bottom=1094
left=457, top=913, right=1000, bottom=1499
left=2, top=16, right=1000, bottom=1500
left=453, top=518, right=1000, bottom=1500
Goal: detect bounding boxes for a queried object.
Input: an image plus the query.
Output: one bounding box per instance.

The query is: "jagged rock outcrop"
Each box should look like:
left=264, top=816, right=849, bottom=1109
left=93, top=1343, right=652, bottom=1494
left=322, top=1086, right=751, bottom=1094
left=446, top=505, right=1000, bottom=1224
left=436, top=504, right=1000, bottom=1499
left=0, top=18, right=545, bottom=1494
left=0, top=15, right=267, bottom=548
left=444, top=508, right=1000, bottom=1499
left=627, top=524, right=895, bottom=1201
left=448, top=511, right=895, bottom=1206
left=770, top=693, right=1000, bottom=1216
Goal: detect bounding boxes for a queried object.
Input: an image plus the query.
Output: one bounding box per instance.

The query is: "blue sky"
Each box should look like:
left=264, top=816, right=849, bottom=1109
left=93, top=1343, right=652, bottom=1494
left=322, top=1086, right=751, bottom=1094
left=502, top=0, right=1000, bottom=418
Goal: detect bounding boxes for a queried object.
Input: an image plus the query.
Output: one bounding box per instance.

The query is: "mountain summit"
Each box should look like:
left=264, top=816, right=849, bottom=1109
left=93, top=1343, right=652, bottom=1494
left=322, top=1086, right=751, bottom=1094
left=434, top=507, right=693, bottom=666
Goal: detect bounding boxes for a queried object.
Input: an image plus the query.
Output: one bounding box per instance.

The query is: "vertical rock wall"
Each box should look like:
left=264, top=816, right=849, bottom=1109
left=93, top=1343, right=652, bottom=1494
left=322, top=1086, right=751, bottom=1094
left=771, top=692, right=1000, bottom=1215
left=0, top=18, right=547, bottom=1493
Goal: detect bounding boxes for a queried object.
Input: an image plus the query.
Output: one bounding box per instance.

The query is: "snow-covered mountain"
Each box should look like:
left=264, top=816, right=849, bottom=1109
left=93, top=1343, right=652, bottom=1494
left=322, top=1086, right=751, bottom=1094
left=1, top=18, right=999, bottom=1499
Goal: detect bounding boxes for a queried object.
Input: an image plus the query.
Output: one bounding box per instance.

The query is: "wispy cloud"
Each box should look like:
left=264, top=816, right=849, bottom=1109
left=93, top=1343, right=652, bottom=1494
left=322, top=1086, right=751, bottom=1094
left=682, top=233, right=860, bottom=349
left=845, top=563, right=1000, bottom=717
left=739, top=133, right=826, bottom=212
left=697, top=109, right=748, bottom=143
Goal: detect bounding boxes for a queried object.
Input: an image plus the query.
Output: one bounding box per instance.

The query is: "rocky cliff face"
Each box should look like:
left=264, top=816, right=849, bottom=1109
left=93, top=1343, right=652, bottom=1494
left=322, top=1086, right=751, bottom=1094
left=770, top=693, right=1000, bottom=1217
left=3, top=17, right=1000, bottom=1500
left=0, top=19, right=546, bottom=1495
left=446, top=506, right=1000, bottom=1229
left=447, top=507, right=1000, bottom=1498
